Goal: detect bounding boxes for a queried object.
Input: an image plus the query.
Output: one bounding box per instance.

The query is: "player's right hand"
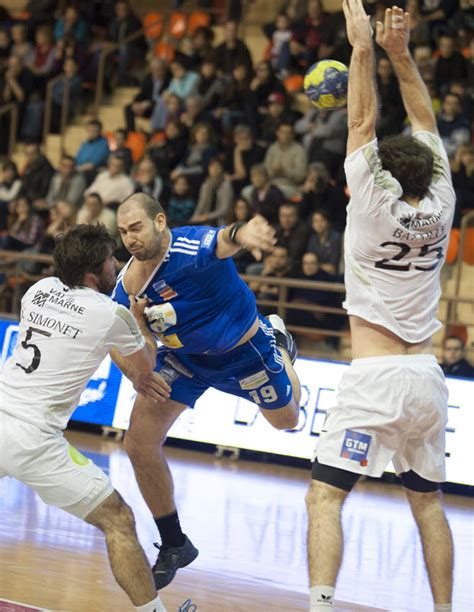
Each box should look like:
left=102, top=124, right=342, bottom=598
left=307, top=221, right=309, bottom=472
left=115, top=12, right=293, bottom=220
left=133, top=371, right=171, bottom=403
left=238, top=215, right=277, bottom=261
left=375, top=6, right=410, bottom=55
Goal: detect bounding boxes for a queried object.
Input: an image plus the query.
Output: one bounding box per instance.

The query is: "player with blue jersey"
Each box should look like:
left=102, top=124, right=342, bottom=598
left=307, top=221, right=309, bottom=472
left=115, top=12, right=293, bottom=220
left=111, top=192, right=301, bottom=589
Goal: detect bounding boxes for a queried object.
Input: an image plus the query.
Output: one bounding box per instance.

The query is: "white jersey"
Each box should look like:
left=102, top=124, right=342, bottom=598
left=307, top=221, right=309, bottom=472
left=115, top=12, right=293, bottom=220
left=343, top=131, right=455, bottom=343
left=0, top=277, right=145, bottom=432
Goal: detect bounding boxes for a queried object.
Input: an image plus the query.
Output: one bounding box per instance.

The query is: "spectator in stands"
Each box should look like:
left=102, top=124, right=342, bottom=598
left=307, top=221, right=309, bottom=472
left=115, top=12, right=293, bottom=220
left=249, top=60, right=286, bottom=112
left=24, top=25, right=56, bottom=94
left=437, top=93, right=471, bottom=157
left=0, top=56, right=34, bottom=153
left=224, top=124, right=265, bottom=197
left=418, top=0, right=460, bottom=40
left=170, top=122, right=218, bottom=195
left=151, top=92, right=183, bottom=133
left=75, top=119, right=110, bottom=180
left=268, top=13, right=293, bottom=71
left=275, top=202, right=309, bottom=263
left=166, top=57, right=200, bottom=101
left=306, top=209, right=342, bottom=274
left=180, top=94, right=208, bottom=131
left=54, top=5, right=88, bottom=45
left=76, top=192, right=118, bottom=238
left=451, top=144, right=474, bottom=213
left=226, top=197, right=256, bottom=272
left=10, top=24, right=32, bottom=64
left=248, top=163, right=286, bottom=226
left=52, top=33, right=87, bottom=75
left=0, top=28, right=11, bottom=68
left=37, top=200, right=78, bottom=259
left=440, top=336, right=474, bottom=379
left=0, top=160, right=21, bottom=231
left=147, top=119, right=187, bottom=178
left=300, top=162, right=348, bottom=231
left=287, top=251, right=342, bottom=337
left=413, top=44, right=435, bottom=83
left=197, top=58, right=226, bottom=113
left=20, top=143, right=55, bottom=207
left=259, top=92, right=298, bottom=148
left=85, top=154, right=134, bottom=206
left=41, top=155, right=86, bottom=210
left=166, top=175, right=196, bottom=228
left=50, top=58, right=83, bottom=133
left=405, top=0, right=431, bottom=47
left=190, top=157, right=233, bottom=226
left=433, top=33, right=467, bottom=96
left=0, top=196, right=43, bottom=251
left=124, top=58, right=170, bottom=132
left=133, top=157, right=166, bottom=202
left=375, top=56, right=406, bottom=138
left=213, top=62, right=257, bottom=134
left=264, top=122, right=307, bottom=198
left=113, top=129, right=133, bottom=175
left=214, top=20, right=253, bottom=76
left=249, top=245, right=293, bottom=313
left=108, top=0, right=146, bottom=86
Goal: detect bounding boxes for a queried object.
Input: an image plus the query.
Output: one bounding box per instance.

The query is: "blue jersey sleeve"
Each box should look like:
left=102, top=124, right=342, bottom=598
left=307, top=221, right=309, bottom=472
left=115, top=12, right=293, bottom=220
left=111, top=265, right=131, bottom=308
left=194, top=226, right=221, bottom=269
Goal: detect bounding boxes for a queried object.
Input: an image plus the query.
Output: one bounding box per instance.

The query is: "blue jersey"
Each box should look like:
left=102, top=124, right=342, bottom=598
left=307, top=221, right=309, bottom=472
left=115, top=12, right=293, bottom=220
left=112, top=226, right=258, bottom=354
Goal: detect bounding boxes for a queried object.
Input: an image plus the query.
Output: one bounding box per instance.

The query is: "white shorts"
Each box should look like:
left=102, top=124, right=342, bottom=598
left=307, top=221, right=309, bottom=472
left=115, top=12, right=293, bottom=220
left=314, top=354, right=448, bottom=482
left=0, top=411, right=114, bottom=519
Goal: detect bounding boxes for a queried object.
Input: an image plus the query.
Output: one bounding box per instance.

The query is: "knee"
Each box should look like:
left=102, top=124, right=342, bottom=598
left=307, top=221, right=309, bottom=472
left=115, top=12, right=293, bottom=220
left=305, top=481, right=343, bottom=512
left=124, top=430, right=165, bottom=465
left=273, top=405, right=299, bottom=430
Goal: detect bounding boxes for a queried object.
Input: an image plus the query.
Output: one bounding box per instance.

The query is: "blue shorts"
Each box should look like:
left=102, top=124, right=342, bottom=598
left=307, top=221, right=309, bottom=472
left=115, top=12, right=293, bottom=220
left=155, top=316, right=293, bottom=409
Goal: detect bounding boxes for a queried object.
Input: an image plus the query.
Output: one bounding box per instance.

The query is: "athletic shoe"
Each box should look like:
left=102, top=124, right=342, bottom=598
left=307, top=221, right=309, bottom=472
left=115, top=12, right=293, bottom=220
left=268, top=314, right=297, bottom=364
left=152, top=535, right=199, bottom=589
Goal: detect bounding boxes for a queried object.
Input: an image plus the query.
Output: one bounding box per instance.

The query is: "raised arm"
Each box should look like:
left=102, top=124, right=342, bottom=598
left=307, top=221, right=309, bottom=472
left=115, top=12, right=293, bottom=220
left=343, top=0, right=377, bottom=156
left=375, top=6, right=437, bottom=135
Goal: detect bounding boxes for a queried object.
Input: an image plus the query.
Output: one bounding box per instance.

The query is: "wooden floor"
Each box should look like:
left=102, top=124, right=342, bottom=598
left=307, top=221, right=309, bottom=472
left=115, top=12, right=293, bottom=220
left=0, top=431, right=473, bottom=612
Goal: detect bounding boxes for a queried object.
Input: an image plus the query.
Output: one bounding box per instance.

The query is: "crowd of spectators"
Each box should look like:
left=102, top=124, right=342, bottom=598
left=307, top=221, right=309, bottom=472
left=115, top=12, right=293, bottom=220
left=0, top=0, right=472, bottom=348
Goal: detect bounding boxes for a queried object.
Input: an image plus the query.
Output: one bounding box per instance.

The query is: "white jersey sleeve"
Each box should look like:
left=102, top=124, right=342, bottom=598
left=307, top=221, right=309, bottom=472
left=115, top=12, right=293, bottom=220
left=106, top=304, right=145, bottom=356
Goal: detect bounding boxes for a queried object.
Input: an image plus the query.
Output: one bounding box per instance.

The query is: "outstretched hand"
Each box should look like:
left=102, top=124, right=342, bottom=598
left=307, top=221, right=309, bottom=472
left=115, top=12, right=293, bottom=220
left=376, top=6, right=410, bottom=55
left=342, top=0, right=373, bottom=50
left=237, top=215, right=277, bottom=261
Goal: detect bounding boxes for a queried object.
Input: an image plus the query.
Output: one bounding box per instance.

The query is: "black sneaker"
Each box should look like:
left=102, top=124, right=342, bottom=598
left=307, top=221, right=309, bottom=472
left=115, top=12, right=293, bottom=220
left=152, top=535, right=199, bottom=589
left=268, top=314, right=297, bottom=364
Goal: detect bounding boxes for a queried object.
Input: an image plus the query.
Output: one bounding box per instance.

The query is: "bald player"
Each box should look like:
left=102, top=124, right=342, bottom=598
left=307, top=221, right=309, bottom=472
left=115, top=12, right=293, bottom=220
left=306, top=3, right=455, bottom=611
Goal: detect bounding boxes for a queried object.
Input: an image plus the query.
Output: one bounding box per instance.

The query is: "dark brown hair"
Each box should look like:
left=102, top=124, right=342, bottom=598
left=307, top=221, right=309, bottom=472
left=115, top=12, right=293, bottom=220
left=53, top=224, right=116, bottom=288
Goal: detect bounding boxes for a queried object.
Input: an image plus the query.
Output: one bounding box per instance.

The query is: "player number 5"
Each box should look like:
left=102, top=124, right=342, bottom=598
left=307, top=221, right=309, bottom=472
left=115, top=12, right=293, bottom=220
left=15, top=326, right=51, bottom=374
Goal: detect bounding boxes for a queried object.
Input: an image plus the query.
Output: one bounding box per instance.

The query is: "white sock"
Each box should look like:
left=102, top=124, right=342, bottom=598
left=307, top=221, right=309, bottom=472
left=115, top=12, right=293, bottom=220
left=135, top=595, right=166, bottom=612
left=434, top=605, right=452, bottom=612
left=310, top=586, right=335, bottom=610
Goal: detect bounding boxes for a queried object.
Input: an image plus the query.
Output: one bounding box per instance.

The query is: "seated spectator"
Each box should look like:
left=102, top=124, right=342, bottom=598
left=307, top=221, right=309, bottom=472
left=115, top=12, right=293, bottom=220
left=54, top=5, right=88, bottom=45
left=437, top=93, right=471, bottom=157
left=0, top=160, right=21, bottom=231
left=197, top=58, right=225, bottom=112
left=124, top=58, right=170, bottom=132
left=375, top=56, right=406, bottom=138
left=108, top=0, right=147, bottom=86
left=418, top=0, right=460, bottom=41
left=259, top=92, right=298, bottom=147
left=75, top=119, right=110, bottom=181
left=306, top=209, right=342, bottom=274
left=451, top=144, right=474, bottom=214
left=248, top=245, right=294, bottom=314
left=148, top=119, right=188, bottom=181
left=39, top=200, right=77, bottom=253
left=248, top=163, right=285, bottom=226
left=151, top=92, right=183, bottom=133
left=299, top=107, right=347, bottom=175
left=50, top=58, right=83, bottom=133
left=214, top=20, right=253, bottom=76
left=76, top=192, right=118, bottom=238
left=413, top=44, right=435, bottom=83
left=287, top=251, right=342, bottom=335
left=192, top=26, right=215, bottom=64
left=213, top=62, right=258, bottom=133
left=24, top=25, right=56, bottom=94
left=85, top=154, right=134, bottom=206
left=180, top=94, right=208, bottom=131
left=190, top=158, right=233, bottom=226
left=52, top=33, right=87, bottom=75
left=433, top=33, right=467, bottom=96
left=10, top=24, right=32, bottom=63
left=41, top=155, right=87, bottom=210
left=113, top=129, right=133, bottom=175
left=134, top=157, right=166, bottom=201
left=170, top=122, right=218, bottom=195
left=0, top=56, right=34, bottom=153
left=264, top=122, right=307, bottom=198
left=249, top=60, right=286, bottom=112
left=0, top=29, right=11, bottom=69
left=224, top=124, right=265, bottom=196
left=166, top=57, right=200, bottom=101
left=268, top=12, right=293, bottom=72
left=405, top=0, right=431, bottom=46
left=20, top=143, right=55, bottom=207
left=0, top=196, right=43, bottom=251
left=166, top=175, right=196, bottom=228
left=275, top=202, right=310, bottom=263
left=300, top=162, right=347, bottom=230
left=226, top=197, right=256, bottom=273
left=440, top=336, right=474, bottom=379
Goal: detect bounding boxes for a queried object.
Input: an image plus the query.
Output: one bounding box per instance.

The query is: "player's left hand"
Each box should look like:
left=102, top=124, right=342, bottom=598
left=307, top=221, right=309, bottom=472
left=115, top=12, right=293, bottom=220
left=129, top=294, right=148, bottom=321
left=342, top=0, right=373, bottom=50
left=237, top=215, right=277, bottom=261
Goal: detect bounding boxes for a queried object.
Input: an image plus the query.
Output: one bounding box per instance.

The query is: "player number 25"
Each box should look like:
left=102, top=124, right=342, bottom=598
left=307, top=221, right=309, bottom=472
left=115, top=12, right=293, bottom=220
left=375, top=237, right=445, bottom=272
left=249, top=385, right=278, bottom=404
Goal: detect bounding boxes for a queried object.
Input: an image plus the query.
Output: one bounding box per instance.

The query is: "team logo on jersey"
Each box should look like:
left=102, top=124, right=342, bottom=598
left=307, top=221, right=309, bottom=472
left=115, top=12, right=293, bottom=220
left=153, top=279, right=178, bottom=301
left=340, top=430, right=371, bottom=466
left=31, top=290, right=50, bottom=307
left=202, top=229, right=216, bottom=248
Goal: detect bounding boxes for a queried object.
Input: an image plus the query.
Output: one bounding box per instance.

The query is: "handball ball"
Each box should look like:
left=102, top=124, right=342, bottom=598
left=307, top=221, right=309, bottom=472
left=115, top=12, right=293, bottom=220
left=303, top=60, right=349, bottom=109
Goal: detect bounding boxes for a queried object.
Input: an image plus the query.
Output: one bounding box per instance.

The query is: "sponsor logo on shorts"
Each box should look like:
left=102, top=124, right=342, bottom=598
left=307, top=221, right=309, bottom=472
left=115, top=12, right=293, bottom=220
left=340, top=430, right=371, bottom=466
left=238, top=370, right=270, bottom=390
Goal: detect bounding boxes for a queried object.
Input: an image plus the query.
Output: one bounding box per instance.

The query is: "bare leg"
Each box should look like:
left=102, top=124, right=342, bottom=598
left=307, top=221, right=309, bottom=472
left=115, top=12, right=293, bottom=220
left=405, top=488, right=454, bottom=604
left=86, top=491, right=157, bottom=606
left=260, top=348, right=301, bottom=430
left=306, top=480, right=349, bottom=586
left=124, top=396, right=187, bottom=517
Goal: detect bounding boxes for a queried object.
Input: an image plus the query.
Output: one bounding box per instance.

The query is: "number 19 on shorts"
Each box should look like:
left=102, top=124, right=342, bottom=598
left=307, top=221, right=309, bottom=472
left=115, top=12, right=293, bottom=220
left=249, top=385, right=278, bottom=404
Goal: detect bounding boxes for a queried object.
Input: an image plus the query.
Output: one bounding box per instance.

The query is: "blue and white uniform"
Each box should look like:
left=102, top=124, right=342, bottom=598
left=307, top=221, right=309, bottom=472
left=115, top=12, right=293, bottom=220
left=112, top=226, right=292, bottom=409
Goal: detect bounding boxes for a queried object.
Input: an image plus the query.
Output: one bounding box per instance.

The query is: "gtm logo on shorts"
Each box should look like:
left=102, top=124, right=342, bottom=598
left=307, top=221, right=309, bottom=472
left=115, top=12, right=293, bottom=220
left=340, top=430, right=371, bottom=466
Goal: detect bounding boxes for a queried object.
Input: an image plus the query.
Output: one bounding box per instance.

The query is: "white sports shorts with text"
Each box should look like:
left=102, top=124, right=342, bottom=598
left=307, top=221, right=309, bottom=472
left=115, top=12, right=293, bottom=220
left=314, top=354, right=448, bottom=482
left=0, top=412, right=113, bottom=518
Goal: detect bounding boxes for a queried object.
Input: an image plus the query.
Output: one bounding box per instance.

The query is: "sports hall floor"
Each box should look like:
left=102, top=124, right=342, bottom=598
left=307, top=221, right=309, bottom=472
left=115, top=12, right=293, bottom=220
left=0, top=431, right=472, bottom=612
